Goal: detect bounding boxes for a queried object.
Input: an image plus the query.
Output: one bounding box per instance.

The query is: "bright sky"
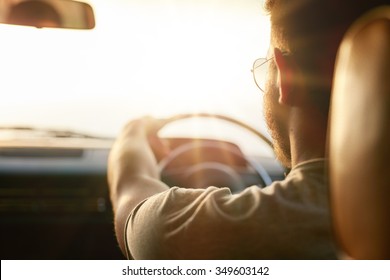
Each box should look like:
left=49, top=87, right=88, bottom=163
left=0, top=0, right=271, bottom=154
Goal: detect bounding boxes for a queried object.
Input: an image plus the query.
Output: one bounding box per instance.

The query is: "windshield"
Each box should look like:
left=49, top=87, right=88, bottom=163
left=0, top=0, right=271, bottom=152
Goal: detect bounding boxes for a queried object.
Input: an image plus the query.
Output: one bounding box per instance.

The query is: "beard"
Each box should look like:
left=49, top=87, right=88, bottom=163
left=263, top=80, right=292, bottom=168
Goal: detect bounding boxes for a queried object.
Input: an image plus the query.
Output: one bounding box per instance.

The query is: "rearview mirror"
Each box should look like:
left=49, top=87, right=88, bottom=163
left=0, top=0, right=95, bottom=29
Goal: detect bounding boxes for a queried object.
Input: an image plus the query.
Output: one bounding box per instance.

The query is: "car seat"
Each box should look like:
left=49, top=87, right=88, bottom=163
left=328, top=6, right=390, bottom=259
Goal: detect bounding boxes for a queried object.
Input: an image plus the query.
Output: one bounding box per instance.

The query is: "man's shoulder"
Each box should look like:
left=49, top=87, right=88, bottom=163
left=283, top=158, right=328, bottom=190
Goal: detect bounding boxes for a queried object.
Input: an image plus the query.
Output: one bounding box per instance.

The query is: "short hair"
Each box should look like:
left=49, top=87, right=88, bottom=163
left=264, top=0, right=389, bottom=114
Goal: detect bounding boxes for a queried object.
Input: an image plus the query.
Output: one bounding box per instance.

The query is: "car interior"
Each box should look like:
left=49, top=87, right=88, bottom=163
left=0, top=0, right=389, bottom=261
left=0, top=0, right=285, bottom=259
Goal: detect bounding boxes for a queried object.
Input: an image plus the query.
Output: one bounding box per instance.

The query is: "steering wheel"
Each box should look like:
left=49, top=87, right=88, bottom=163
left=156, top=113, right=274, bottom=192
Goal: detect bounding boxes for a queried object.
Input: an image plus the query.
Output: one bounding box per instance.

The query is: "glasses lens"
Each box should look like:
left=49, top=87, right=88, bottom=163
left=252, top=58, right=270, bottom=92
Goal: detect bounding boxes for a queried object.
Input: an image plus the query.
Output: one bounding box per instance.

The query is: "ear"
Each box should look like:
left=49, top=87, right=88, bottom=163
left=273, top=48, right=299, bottom=106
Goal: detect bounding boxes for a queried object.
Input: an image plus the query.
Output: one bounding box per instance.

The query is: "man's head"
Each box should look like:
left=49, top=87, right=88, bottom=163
left=261, top=0, right=389, bottom=167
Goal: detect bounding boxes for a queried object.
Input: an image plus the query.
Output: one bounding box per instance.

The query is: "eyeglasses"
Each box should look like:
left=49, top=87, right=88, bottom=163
left=251, top=56, right=273, bottom=92
left=252, top=52, right=289, bottom=92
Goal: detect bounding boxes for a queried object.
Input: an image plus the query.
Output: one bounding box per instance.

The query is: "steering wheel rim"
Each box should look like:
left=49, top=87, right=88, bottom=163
left=156, top=113, right=274, bottom=189
left=159, top=113, right=273, bottom=148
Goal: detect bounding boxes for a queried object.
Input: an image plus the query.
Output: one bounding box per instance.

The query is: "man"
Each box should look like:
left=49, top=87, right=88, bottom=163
left=108, top=0, right=388, bottom=259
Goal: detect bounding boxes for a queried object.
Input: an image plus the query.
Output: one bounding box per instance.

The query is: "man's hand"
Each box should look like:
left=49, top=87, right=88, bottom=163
left=107, top=117, right=170, bottom=255
left=109, top=117, right=158, bottom=186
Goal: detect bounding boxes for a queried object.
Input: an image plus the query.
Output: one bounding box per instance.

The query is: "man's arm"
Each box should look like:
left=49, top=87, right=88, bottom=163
left=107, top=118, right=169, bottom=255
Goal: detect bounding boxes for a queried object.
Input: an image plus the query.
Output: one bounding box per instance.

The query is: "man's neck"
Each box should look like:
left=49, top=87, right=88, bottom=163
left=289, top=107, right=328, bottom=168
